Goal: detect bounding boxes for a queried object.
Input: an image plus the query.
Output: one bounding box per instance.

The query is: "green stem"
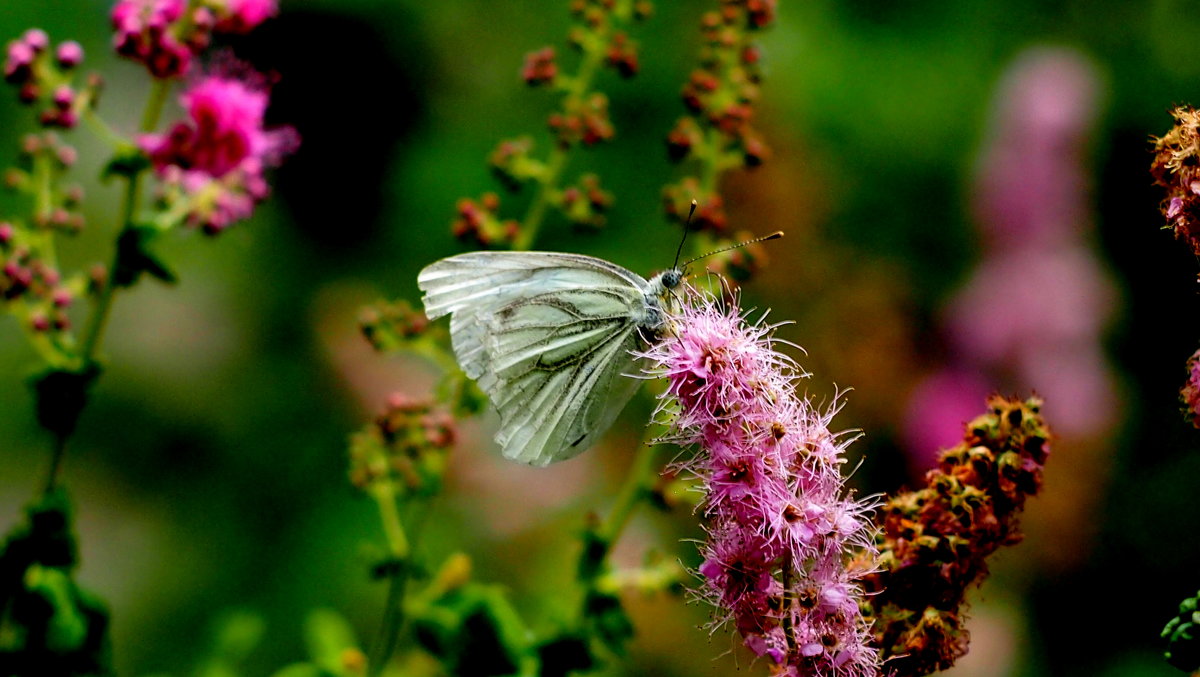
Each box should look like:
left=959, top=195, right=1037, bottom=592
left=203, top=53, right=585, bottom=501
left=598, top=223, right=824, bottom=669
left=83, top=110, right=131, bottom=150
left=371, top=478, right=410, bottom=560
left=595, top=436, right=662, bottom=545
left=699, top=126, right=723, bottom=196
left=79, top=174, right=140, bottom=365
left=514, top=27, right=609, bottom=251
left=515, top=147, right=567, bottom=251
left=43, top=433, right=67, bottom=494
left=367, top=478, right=410, bottom=677
left=575, top=428, right=664, bottom=627
left=140, top=79, right=172, bottom=133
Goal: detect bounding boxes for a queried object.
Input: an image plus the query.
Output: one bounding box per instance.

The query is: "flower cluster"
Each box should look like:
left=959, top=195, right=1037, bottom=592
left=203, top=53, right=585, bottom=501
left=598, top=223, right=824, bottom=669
left=359, top=299, right=430, bottom=353
left=4, top=29, right=96, bottom=129
left=141, top=69, right=297, bottom=234
left=457, top=0, right=650, bottom=248
left=348, top=393, right=457, bottom=497
left=451, top=193, right=520, bottom=248
left=1181, top=349, right=1200, bottom=428
left=112, top=0, right=278, bottom=78
left=643, top=290, right=879, bottom=676
left=1152, top=106, right=1200, bottom=256
left=662, top=0, right=775, bottom=240
left=0, top=133, right=88, bottom=339
left=861, top=395, right=1050, bottom=676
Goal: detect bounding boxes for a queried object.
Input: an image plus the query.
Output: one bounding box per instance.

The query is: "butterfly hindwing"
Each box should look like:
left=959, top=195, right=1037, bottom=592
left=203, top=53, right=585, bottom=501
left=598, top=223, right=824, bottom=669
left=417, top=252, right=651, bottom=465
left=485, top=288, right=643, bottom=465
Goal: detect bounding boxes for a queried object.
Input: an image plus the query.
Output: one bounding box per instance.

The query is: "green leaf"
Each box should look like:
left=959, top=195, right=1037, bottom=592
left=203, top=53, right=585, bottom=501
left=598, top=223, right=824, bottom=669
left=28, top=365, right=101, bottom=439
left=583, top=591, right=632, bottom=656
left=269, top=665, right=325, bottom=677
left=304, top=608, right=360, bottom=674
left=412, top=583, right=537, bottom=677
left=535, top=635, right=593, bottom=677
left=114, top=226, right=177, bottom=288
left=101, top=144, right=150, bottom=181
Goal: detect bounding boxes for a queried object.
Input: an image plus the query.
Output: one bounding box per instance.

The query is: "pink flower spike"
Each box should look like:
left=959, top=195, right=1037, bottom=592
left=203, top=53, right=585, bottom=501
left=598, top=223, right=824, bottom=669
left=641, top=288, right=879, bottom=676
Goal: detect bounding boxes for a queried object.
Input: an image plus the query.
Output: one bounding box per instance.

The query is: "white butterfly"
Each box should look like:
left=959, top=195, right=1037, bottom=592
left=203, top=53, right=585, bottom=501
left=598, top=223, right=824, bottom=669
left=418, top=252, right=682, bottom=466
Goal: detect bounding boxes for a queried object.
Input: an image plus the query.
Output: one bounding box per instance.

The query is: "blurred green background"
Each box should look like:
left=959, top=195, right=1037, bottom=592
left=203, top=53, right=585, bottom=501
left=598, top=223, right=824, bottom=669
left=2, top=0, right=1200, bottom=675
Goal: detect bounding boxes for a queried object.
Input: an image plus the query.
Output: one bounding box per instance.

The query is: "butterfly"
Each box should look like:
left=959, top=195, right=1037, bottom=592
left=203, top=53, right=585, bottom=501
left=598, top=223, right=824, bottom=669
left=417, top=252, right=682, bottom=466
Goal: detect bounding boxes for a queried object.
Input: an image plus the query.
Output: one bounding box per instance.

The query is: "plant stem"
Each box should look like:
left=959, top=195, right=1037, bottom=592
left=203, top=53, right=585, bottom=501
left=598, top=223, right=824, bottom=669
left=514, top=26, right=609, bottom=251
left=79, top=173, right=140, bottom=365
left=140, top=79, right=172, bottom=134
left=83, top=110, right=130, bottom=150
left=367, top=478, right=410, bottom=677
left=596, top=434, right=662, bottom=546
left=43, top=433, right=67, bottom=494
left=40, top=78, right=172, bottom=491
left=575, top=427, right=665, bottom=626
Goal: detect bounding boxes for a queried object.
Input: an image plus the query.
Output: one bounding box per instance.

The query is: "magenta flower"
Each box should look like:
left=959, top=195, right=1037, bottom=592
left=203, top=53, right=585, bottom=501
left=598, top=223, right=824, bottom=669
left=141, top=68, right=297, bottom=233
left=112, top=0, right=193, bottom=78
left=112, top=0, right=276, bottom=78
left=215, top=0, right=279, bottom=34
left=1182, top=349, right=1200, bottom=428
left=643, top=290, right=878, bottom=676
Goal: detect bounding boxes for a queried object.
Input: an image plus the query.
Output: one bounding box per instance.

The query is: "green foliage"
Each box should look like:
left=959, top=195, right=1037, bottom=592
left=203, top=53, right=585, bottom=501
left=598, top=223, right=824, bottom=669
left=1163, top=590, right=1200, bottom=671
left=411, top=582, right=537, bottom=677
left=28, top=364, right=100, bottom=439
left=113, top=225, right=177, bottom=288
left=0, top=490, right=111, bottom=676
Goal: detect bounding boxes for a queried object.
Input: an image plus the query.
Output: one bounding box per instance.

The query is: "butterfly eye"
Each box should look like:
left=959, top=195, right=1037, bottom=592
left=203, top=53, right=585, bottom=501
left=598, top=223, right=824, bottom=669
left=663, top=269, right=682, bottom=288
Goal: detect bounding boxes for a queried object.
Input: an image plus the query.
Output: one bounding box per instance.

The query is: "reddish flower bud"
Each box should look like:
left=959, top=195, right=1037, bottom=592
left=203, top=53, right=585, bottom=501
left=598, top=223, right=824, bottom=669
left=521, top=47, right=557, bottom=87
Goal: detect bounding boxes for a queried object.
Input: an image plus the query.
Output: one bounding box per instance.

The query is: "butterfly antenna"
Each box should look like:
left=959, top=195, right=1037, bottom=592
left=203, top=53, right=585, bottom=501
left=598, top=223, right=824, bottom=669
left=681, top=230, right=784, bottom=268
left=672, top=200, right=698, bottom=270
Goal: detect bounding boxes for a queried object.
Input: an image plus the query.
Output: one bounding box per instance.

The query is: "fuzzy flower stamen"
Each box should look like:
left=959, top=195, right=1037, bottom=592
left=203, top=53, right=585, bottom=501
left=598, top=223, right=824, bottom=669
left=642, top=288, right=879, bottom=676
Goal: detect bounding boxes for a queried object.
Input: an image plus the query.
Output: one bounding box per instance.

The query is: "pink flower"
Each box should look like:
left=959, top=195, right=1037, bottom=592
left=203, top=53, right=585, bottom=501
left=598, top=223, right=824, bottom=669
left=141, top=67, right=297, bottom=233
left=111, top=0, right=275, bottom=77
left=215, top=0, right=278, bottom=33
left=144, top=75, right=277, bottom=177
left=1182, top=349, right=1200, bottom=428
left=643, top=290, right=878, bottom=676
left=112, top=0, right=193, bottom=77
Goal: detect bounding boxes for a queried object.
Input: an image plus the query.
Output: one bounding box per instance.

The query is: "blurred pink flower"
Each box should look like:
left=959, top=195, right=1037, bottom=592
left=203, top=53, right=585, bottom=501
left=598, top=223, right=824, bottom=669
left=215, top=0, right=278, bottom=34
left=112, top=0, right=276, bottom=77
left=905, top=47, right=1118, bottom=457
left=141, top=68, right=297, bottom=232
left=902, top=369, right=991, bottom=468
left=644, top=292, right=878, bottom=676
left=112, top=0, right=192, bottom=78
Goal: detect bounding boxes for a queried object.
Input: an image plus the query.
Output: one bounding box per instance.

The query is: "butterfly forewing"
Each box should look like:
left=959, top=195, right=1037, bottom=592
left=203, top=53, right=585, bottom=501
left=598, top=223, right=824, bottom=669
left=417, top=252, right=652, bottom=465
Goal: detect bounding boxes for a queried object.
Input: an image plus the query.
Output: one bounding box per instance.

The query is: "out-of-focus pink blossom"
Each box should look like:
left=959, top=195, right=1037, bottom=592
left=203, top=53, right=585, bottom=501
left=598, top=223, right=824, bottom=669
left=142, top=74, right=285, bottom=177
left=902, top=369, right=991, bottom=468
left=905, top=47, right=1118, bottom=458
left=973, top=48, right=1100, bottom=248
left=141, top=68, right=297, bottom=233
left=643, top=290, right=878, bottom=676
left=112, top=0, right=275, bottom=77
left=112, top=0, right=192, bottom=78
left=215, top=0, right=278, bottom=34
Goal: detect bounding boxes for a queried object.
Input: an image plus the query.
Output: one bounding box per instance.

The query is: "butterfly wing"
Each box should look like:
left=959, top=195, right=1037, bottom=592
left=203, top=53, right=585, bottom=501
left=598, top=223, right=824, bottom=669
left=418, top=252, right=649, bottom=465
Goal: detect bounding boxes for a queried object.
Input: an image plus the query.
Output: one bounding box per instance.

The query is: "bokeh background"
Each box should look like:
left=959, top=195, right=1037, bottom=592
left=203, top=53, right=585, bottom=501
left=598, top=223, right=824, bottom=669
left=2, top=1, right=1200, bottom=675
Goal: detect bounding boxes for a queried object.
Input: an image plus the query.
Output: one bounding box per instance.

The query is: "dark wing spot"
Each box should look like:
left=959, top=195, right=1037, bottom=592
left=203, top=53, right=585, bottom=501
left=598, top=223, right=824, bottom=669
left=571, top=434, right=587, bottom=447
